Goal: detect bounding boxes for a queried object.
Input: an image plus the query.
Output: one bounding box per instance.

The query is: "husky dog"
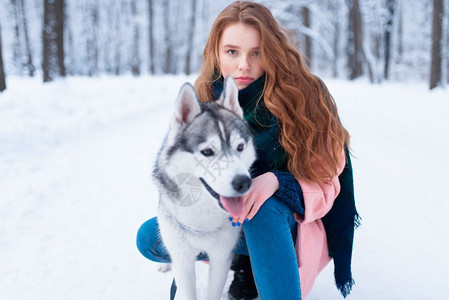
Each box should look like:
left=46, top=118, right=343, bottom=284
left=154, top=77, right=256, bottom=300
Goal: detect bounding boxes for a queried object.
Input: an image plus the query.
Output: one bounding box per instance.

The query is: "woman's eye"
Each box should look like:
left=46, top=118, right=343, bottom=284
left=252, top=51, right=260, bottom=57
left=237, top=143, right=244, bottom=152
left=201, top=148, right=215, bottom=157
left=227, top=49, right=237, bottom=55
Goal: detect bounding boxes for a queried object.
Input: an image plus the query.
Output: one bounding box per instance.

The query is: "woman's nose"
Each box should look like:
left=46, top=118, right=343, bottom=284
left=238, top=55, right=251, bottom=71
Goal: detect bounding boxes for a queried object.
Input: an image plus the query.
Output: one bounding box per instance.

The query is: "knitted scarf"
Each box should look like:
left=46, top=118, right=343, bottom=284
left=212, top=76, right=360, bottom=297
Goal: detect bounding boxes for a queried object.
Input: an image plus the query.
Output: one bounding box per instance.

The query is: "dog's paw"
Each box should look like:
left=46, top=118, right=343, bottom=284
left=158, top=263, right=172, bottom=273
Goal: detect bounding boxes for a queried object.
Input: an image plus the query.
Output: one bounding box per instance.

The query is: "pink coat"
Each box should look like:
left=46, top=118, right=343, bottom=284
left=294, top=150, right=346, bottom=298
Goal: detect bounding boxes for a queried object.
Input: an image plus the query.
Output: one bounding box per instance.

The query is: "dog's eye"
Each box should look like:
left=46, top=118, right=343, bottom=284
left=236, top=143, right=245, bottom=152
left=201, top=148, right=215, bottom=157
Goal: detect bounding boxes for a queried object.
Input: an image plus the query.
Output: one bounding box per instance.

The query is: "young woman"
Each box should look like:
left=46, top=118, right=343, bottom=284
left=137, top=1, right=359, bottom=299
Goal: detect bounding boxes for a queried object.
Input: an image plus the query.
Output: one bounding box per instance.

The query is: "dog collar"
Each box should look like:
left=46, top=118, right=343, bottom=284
left=167, top=212, right=223, bottom=235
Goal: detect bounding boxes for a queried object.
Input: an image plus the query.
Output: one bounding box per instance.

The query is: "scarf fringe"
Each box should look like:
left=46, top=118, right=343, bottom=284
left=329, top=213, right=360, bottom=297
left=354, top=213, right=362, bottom=229
left=337, top=214, right=360, bottom=298
left=336, top=278, right=355, bottom=298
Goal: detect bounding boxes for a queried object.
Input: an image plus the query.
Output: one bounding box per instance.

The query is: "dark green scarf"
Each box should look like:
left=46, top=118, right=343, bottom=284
left=212, top=76, right=360, bottom=297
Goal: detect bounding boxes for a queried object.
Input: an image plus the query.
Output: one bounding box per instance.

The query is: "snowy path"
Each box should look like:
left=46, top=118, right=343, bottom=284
left=1, top=76, right=448, bottom=299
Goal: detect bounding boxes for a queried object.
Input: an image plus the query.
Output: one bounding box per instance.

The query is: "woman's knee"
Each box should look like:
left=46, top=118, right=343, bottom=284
left=136, top=217, right=171, bottom=263
left=250, top=196, right=287, bottom=221
left=243, top=196, right=294, bottom=233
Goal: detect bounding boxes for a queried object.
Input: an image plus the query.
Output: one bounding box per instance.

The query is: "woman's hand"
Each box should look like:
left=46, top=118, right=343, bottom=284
left=230, top=172, right=279, bottom=226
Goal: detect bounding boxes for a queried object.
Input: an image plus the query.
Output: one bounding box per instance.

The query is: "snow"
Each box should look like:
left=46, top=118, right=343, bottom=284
left=1, top=75, right=448, bottom=299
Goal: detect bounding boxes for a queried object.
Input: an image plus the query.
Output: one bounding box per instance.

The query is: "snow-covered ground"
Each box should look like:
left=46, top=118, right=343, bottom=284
left=0, top=75, right=448, bottom=299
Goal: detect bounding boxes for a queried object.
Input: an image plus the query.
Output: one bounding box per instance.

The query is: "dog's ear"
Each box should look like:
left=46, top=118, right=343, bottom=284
left=218, top=76, right=243, bottom=118
left=172, top=83, right=201, bottom=127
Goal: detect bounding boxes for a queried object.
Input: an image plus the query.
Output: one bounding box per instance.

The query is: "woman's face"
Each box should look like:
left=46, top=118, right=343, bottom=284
left=218, top=23, right=265, bottom=90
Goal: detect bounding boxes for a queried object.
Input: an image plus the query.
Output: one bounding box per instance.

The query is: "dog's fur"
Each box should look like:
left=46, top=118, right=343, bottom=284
left=154, top=77, right=256, bottom=299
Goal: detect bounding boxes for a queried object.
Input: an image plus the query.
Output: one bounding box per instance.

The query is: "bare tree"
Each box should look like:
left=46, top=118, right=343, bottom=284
left=328, top=0, right=345, bottom=78
left=395, top=0, right=404, bottom=65
left=0, top=23, right=6, bottom=92
left=66, top=18, right=74, bottom=76
left=9, top=0, right=35, bottom=76
left=148, top=0, right=155, bottom=74
left=346, top=0, right=364, bottom=79
left=19, top=0, right=35, bottom=76
left=163, top=0, right=174, bottom=74
left=185, top=0, right=197, bottom=75
left=84, top=0, right=99, bottom=76
left=103, top=4, right=114, bottom=74
left=384, top=0, right=396, bottom=80
left=447, top=16, right=449, bottom=84
left=113, top=3, right=122, bottom=75
left=10, top=0, right=22, bottom=75
left=56, top=0, right=65, bottom=77
left=42, top=0, right=52, bottom=82
left=302, top=6, right=312, bottom=68
left=430, top=0, right=444, bottom=89
left=131, top=0, right=141, bottom=76
left=441, top=0, right=448, bottom=87
left=43, top=0, right=65, bottom=82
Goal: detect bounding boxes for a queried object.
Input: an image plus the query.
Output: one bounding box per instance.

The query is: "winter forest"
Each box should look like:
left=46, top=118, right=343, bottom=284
left=1, top=1, right=449, bottom=299
left=0, top=0, right=448, bottom=92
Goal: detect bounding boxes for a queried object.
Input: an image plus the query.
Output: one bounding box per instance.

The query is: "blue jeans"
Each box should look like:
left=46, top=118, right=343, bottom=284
left=136, top=196, right=301, bottom=299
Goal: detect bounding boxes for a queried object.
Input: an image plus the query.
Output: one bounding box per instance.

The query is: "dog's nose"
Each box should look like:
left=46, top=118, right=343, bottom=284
left=232, top=175, right=252, bottom=194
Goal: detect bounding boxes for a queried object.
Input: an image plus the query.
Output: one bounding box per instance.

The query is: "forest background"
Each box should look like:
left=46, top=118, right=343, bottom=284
left=0, top=0, right=448, bottom=91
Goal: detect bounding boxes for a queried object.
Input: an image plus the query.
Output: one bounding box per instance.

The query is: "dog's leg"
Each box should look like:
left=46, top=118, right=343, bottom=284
left=206, top=253, right=233, bottom=300
left=170, top=255, right=197, bottom=300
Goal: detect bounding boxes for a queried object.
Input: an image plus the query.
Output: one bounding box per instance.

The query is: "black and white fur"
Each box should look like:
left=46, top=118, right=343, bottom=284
left=153, top=77, right=256, bottom=300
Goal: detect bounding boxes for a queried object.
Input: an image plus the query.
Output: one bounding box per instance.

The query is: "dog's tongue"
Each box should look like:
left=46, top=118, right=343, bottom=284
left=219, top=195, right=244, bottom=217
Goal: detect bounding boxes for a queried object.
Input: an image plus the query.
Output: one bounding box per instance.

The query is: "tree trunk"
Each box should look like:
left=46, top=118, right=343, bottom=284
left=441, top=0, right=447, bottom=88
left=396, top=0, right=403, bottom=64
left=19, top=0, right=35, bottom=76
left=11, top=0, right=22, bottom=75
left=185, top=0, right=197, bottom=75
left=86, top=0, right=99, bottom=76
left=43, top=0, right=51, bottom=82
left=363, top=43, right=376, bottom=83
left=131, top=0, right=140, bottom=76
left=113, top=4, right=121, bottom=75
left=430, top=0, right=444, bottom=89
left=332, top=20, right=340, bottom=78
left=346, top=0, right=364, bottom=79
left=384, top=0, right=396, bottom=80
left=43, top=0, right=65, bottom=82
left=330, top=0, right=344, bottom=78
left=103, top=5, right=113, bottom=74
left=0, top=24, right=6, bottom=92
left=67, top=18, right=74, bottom=76
left=56, top=0, right=65, bottom=77
left=163, top=0, right=173, bottom=74
left=148, top=0, right=155, bottom=74
left=447, top=23, right=449, bottom=84
left=302, top=6, right=312, bottom=68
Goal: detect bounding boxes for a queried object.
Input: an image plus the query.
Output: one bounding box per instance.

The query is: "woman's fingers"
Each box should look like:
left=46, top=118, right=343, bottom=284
left=231, top=195, right=264, bottom=226
left=229, top=195, right=253, bottom=226
left=244, top=200, right=263, bottom=221
left=227, top=172, right=279, bottom=226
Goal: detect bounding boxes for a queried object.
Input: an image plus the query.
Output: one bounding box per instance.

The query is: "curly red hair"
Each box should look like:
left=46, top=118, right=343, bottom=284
left=195, top=1, right=350, bottom=183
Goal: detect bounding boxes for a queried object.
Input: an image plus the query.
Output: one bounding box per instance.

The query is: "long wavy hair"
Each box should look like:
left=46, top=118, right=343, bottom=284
left=195, top=1, right=350, bottom=183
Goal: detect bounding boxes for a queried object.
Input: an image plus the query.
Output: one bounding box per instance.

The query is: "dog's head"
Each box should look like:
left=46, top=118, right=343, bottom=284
left=161, top=77, right=256, bottom=216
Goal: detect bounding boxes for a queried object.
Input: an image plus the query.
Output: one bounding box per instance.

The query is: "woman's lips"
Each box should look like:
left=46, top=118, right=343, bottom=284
left=235, top=77, right=254, bottom=84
